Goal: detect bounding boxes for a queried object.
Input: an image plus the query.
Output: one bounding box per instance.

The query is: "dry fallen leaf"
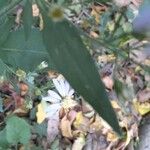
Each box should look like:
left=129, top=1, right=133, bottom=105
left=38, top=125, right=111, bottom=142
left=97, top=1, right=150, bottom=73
left=13, top=107, right=28, bottom=117
left=73, top=111, right=90, bottom=132
left=89, top=115, right=103, bottom=133
left=137, top=88, right=150, bottom=102
left=19, top=82, right=29, bottom=96
left=133, top=99, right=150, bottom=115
left=36, top=103, right=46, bottom=124
left=32, top=4, right=39, bottom=17
left=102, top=76, right=114, bottom=90
left=60, top=115, right=73, bottom=138
left=90, top=31, right=99, bottom=38
left=47, top=115, right=59, bottom=144
left=106, top=131, right=118, bottom=142
left=91, top=8, right=100, bottom=24
left=72, top=134, right=86, bottom=150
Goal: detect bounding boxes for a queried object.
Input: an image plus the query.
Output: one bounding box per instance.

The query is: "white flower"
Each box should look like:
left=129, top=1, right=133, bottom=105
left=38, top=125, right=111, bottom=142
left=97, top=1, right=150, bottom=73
left=42, top=75, right=75, bottom=103
left=41, top=75, right=76, bottom=119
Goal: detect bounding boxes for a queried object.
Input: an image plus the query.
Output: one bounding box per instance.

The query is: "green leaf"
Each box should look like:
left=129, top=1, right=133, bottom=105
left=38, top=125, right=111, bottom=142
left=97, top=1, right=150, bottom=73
left=0, top=16, right=13, bottom=46
left=6, top=116, right=31, bottom=144
left=22, top=0, right=33, bottom=40
left=42, top=14, right=121, bottom=135
left=32, top=122, right=47, bottom=138
left=0, top=0, right=9, bottom=9
left=0, top=59, right=8, bottom=76
left=0, top=129, right=9, bottom=149
left=0, top=28, right=54, bottom=71
left=0, top=0, right=23, bottom=18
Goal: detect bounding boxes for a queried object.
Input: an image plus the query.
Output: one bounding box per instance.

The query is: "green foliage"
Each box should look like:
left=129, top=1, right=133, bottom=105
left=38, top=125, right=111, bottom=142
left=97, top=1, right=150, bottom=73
left=0, top=16, right=13, bottom=46
left=42, top=13, right=121, bottom=135
left=33, top=122, right=47, bottom=138
left=6, top=116, right=31, bottom=144
left=0, top=0, right=128, bottom=136
left=0, top=129, right=9, bottom=149
left=0, top=0, right=9, bottom=9
left=0, top=0, right=23, bottom=18
left=0, top=116, right=31, bottom=148
left=0, top=28, right=53, bottom=71
left=23, top=0, right=33, bottom=40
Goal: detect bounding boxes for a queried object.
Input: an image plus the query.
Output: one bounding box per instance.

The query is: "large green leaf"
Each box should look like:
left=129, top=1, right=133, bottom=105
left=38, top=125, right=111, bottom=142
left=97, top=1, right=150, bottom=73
left=0, top=59, right=8, bottom=76
left=0, top=129, right=9, bottom=149
left=42, top=14, right=121, bottom=135
left=6, top=116, right=31, bottom=144
left=0, top=0, right=23, bottom=18
left=0, top=16, right=13, bottom=46
left=0, top=0, right=9, bottom=9
left=22, top=0, right=33, bottom=40
left=0, top=28, right=54, bottom=71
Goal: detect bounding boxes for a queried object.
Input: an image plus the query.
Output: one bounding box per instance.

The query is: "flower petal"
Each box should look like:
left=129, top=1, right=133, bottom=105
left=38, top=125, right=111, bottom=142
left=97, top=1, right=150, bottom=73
left=45, top=103, right=61, bottom=118
left=48, top=90, right=62, bottom=101
left=68, top=89, right=75, bottom=96
left=59, top=79, right=66, bottom=97
left=53, top=78, right=63, bottom=96
left=64, top=80, right=70, bottom=95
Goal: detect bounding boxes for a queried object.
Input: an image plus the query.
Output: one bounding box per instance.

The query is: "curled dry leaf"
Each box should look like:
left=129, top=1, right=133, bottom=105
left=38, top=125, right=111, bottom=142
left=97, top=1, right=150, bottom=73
left=47, top=70, right=59, bottom=79
left=133, top=99, right=150, bottom=116
left=36, top=103, right=46, bottom=124
left=67, top=110, right=77, bottom=123
left=81, top=99, right=94, bottom=114
left=137, top=88, right=150, bottom=102
left=90, top=31, right=99, bottom=38
left=106, top=131, right=118, bottom=142
left=102, top=76, right=114, bottom=90
left=60, top=115, right=73, bottom=138
left=81, top=99, right=95, bottom=118
left=32, top=4, right=39, bottom=17
left=60, top=110, right=77, bottom=138
left=91, top=8, right=100, bottom=24
left=73, top=111, right=90, bottom=132
left=19, top=82, right=29, bottom=96
left=72, top=134, right=86, bottom=150
left=47, top=116, right=59, bottom=144
left=13, top=107, right=28, bottom=117
left=12, top=93, right=24, bottom=108
left=89, top=115, right=103, bottom=133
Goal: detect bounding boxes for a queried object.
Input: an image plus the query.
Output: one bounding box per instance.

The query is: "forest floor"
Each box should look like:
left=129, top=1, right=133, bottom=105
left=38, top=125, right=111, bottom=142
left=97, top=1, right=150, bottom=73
left=0, top=0, right=150, bottom=150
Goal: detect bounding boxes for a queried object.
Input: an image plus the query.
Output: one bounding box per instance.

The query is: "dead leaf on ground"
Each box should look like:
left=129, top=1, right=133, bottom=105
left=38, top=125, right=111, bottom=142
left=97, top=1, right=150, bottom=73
left=47, top=116, right=59, bottom=144
left=133, top=99, right=150, bottom=116
left=89, top=115, right=103, bottom=133
left=60, top=115, right=73, bottom=138
left=137, top=88, right=150, bottom=102
left=36, top=103, right=46, bottom=124
left=102, top=76, right=114, bottom=90
left=32, top=4, right=39, bottom=17
left=73, top=111, right=90, bottom=132
left=72, top=134, right=86, bottom=150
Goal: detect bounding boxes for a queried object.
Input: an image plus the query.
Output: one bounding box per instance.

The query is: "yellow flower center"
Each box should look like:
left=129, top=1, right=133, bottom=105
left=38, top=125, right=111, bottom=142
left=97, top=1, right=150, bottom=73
left=49, top=5, right=64, bottom=22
